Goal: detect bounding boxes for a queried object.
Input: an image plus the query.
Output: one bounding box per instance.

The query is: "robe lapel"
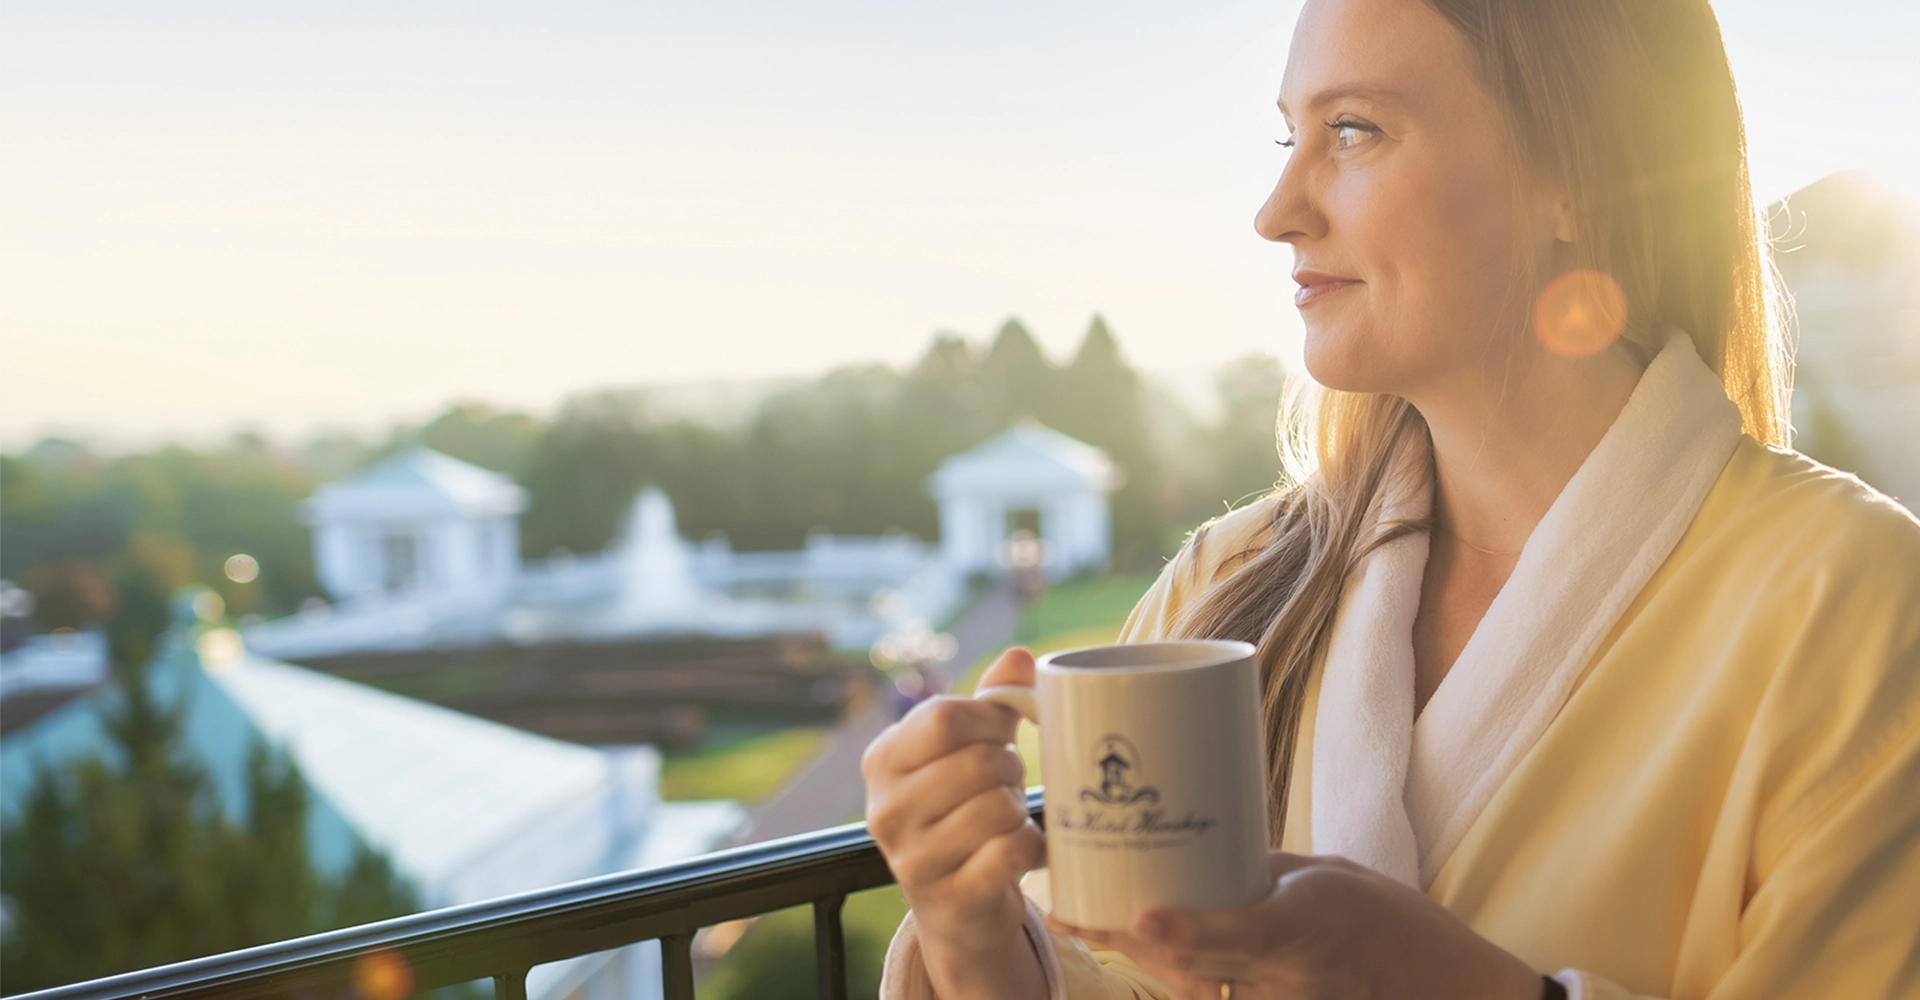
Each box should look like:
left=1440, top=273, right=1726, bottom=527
left=1309, top=434, right=1430, bottom=887
left=1311, top=334, right=1744, bottom=888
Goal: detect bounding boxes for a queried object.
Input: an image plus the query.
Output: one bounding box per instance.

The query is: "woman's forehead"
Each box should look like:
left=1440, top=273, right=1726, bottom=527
left=1279, top=0, right=1474, bottom=119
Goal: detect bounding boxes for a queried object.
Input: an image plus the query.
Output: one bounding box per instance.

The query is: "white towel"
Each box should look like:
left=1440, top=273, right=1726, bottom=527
left=1311, top=333, right=1744, bottom=887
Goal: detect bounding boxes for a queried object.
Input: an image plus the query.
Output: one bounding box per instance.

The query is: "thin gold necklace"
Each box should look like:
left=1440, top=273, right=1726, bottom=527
left=1433, top=522, right=1522, bottom=557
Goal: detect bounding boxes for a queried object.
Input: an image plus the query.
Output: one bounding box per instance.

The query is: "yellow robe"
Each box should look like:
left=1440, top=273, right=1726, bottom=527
left=1031, top=439, right=1920, bottom=999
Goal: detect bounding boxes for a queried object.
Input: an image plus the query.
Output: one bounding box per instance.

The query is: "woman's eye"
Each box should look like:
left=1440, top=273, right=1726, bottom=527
left=1330, top=120, right=1375, bottom=150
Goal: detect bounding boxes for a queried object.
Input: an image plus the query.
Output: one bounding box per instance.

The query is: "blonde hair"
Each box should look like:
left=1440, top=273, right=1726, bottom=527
left=1174, top=0, right=1789, bottom=839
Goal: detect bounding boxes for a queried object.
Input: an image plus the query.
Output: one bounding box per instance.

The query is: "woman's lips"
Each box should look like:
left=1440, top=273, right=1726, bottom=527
left=1293, top=276, right=1361, bottom=307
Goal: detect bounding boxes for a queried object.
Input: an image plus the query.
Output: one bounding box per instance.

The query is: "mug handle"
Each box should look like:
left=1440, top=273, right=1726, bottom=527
left=973, top=684, right=1039, bottom=724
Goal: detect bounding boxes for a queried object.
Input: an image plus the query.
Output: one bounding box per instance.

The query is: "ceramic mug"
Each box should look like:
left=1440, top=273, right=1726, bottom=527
left=975, top=639, right=1271, bottom=930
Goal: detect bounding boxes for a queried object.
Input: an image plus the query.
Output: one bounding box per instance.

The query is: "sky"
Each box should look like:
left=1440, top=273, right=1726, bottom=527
left=4, top=0, right=1917, bottom=447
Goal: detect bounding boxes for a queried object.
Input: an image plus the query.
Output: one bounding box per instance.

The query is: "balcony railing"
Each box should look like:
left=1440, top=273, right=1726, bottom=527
left=15, top=790, right=1047, bottom=1000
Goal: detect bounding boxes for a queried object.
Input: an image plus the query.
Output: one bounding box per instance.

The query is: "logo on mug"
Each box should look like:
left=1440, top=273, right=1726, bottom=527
left=1079, top=734, right=1161, bottom=807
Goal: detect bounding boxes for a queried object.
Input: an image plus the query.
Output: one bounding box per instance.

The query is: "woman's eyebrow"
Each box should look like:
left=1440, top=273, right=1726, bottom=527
left=1277, top=84, right=1407, bottom=118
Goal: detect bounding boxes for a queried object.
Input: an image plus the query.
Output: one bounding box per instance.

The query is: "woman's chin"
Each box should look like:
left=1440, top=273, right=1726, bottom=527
left=1301, top=331, right=1396, bottom=395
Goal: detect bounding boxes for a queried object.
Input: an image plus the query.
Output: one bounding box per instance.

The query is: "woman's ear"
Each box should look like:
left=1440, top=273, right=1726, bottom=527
left=1550, top=197, right=1577, bottom=244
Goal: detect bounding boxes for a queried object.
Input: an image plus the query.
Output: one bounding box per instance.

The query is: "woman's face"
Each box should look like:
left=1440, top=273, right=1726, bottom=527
left=1257, top=0, right=1561, bottom=399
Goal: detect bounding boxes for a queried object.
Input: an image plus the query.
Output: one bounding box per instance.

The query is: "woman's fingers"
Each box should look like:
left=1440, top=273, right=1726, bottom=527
left=1268, top=850, right=1327, bottom=879
left=887, top=740, right=1026, bottom=828
left=1050, top=927, right=1243, bottom=1000
left=1137, top=905, right=1272, bottom=957
left=1086, top=862, right=1383, bottom=990
left=951, top=816, right=1046, bottom=890
left=890, top=784, right=1033, bottom=885
left=974, top=645, right=1038, bottom=690
left=1138, top=857, right=1368, bottom=958
left=866, top=695, right=1021, bottom=776
left=1058, top=854, right=1539, bottom=999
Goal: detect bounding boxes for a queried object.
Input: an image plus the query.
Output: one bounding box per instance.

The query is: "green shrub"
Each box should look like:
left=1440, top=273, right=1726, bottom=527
left=699, top=886, right=910, bottom=1000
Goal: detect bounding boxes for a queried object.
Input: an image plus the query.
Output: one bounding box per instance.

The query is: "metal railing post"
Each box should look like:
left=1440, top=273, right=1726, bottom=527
left=660, top=933, right=696, bottom=1000
left=813, top=895, right=848, bottom=1000
left=493, top=968, right=529, bottom=1000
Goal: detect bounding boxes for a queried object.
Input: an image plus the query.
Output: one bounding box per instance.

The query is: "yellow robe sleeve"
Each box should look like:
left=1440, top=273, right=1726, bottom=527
left=1682, top=491, right=1920, bottom=1000
left=1719, top=711, right=1920, bottom=997
left=1559, top=667, right=1920, bottom=1000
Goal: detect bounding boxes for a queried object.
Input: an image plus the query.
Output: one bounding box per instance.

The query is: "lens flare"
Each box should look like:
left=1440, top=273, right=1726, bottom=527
left=224, top=553, right=260, bottom=583
left=192, top=590, right=226, bottom=622
left=196, top=628, right=245, bottom=673
left=351, top=949, right=414, bottom=1000
left=1533, top=269, right=1627, bottom=358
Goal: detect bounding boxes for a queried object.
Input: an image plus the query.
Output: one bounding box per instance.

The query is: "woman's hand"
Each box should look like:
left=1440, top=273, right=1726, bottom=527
left=1048, top=853, right=1543, bottom=1000
left=862, top=647, right=1048, bottom=1000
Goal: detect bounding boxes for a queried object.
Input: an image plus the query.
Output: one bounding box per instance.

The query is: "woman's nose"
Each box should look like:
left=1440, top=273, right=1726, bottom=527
left=1254, top=157, right=1317, bottom=244
left=1254, top=183, right=1289, bottom=242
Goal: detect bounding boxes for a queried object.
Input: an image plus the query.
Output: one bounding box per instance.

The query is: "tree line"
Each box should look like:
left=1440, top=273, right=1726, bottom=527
left=2, top=316, right=1290, bottom=643
left=520, top=316, right=1188, bottom=567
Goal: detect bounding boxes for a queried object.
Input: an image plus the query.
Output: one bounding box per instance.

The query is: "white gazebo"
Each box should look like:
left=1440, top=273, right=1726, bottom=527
left=303, top=448, right=527, bottom=604
left=927, top=422, right=1118, bottom=580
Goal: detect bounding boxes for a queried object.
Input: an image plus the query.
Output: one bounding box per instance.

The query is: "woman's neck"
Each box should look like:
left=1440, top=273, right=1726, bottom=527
left=1414, top=342, right=1646, bottom=554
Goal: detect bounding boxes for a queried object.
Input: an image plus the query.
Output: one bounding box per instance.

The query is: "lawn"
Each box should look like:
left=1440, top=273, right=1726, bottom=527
left=1012, top=572, right=1160, bottom=646
left=658, top=726, right=829, bottom=803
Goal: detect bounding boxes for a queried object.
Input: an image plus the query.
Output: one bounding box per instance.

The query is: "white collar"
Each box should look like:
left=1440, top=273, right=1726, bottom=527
left=1310, top=334, right=1744, bottom=887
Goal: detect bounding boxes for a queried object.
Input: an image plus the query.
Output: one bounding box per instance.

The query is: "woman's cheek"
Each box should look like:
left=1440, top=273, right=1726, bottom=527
left=1327, top=170, right=1406, bottom=264
left=1374, top=154, right=1520, bottom=357
left=1299, top=174, right=1421, bottom=391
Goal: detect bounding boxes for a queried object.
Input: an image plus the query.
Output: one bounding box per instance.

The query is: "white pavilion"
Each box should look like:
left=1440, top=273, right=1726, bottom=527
left=928, top=421, right=1118, bottom=580
left=244, top=425, right=1117, bottom=660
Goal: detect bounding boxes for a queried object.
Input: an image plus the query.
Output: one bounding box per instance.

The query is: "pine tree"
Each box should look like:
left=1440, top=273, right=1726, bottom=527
left=979, top=318, right=1059, bottom=425
left=415, top=403, right=543, bottom=478
left=1057, top=316, right=1164, bottom=568
left=900, top=333, right=993, bottom=462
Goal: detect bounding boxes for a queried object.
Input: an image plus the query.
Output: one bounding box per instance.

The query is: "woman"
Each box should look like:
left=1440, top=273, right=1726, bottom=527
left=861, top=0, right=1920, bottom=996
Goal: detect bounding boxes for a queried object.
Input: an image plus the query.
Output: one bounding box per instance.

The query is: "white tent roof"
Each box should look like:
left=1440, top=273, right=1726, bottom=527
left=208, top=652, right=611, bottom=890
left=303, top=448, right=528, bottom=522
left=928, top=422, right=1118, bottom=498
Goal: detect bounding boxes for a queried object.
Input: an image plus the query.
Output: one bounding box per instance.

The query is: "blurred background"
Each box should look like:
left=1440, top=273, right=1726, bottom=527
left=2, top=2, right=1916, bottom=998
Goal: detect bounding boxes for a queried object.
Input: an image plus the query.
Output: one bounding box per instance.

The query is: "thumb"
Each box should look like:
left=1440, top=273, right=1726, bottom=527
left=976, top=646, right=1037, bottom=691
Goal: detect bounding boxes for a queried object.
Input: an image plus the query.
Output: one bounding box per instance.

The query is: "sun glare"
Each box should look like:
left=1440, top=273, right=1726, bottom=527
left=351, top=950, right=414, bottom=1000
left=1534, top=269, right=1628, bottom=358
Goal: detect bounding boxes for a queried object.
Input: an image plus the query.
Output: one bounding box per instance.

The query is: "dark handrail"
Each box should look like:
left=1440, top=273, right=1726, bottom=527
left=15, top=789, right=1047, bottom=1000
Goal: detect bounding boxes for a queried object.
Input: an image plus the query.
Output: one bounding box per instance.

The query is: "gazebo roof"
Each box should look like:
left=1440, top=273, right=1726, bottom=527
left=928, top=422, right=1118, bottom=498
left=303, top=447, right=527, bottom=523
